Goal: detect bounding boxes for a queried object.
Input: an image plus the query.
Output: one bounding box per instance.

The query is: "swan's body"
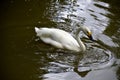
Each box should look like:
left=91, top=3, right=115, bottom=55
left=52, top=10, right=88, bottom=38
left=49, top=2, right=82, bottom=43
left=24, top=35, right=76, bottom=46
left=35, top=26, right=93, bottom=52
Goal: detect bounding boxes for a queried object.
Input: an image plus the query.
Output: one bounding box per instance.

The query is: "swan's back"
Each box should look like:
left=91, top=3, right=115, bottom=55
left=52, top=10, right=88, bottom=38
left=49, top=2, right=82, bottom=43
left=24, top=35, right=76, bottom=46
left=35, top=27, right=80, bottom=52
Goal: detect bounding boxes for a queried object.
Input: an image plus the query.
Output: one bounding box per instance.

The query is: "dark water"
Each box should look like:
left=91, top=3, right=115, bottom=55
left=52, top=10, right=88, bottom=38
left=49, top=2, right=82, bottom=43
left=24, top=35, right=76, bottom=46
left=1, top=0, right=120, bottom=80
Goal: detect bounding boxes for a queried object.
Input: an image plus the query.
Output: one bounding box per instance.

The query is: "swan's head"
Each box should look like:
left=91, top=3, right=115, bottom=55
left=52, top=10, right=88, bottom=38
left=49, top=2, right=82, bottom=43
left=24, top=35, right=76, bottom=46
left=81, top=26, right=94, bottom=41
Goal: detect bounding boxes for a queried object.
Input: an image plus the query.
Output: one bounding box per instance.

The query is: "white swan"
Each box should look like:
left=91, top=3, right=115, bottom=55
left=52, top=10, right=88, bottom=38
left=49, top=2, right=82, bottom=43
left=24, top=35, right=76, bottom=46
left=35, top=26, right=93, bottom=52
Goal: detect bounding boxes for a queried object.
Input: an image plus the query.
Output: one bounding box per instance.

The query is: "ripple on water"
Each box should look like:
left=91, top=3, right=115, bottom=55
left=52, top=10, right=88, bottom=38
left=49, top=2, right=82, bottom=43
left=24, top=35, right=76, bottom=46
left=78, top=46, right=115, bottom=71
left=38, top=40, right=115, bottom=73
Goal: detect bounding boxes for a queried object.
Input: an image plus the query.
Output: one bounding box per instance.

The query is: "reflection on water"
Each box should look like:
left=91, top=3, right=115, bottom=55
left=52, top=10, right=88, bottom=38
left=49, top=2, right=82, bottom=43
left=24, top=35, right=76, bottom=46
left=43, top=65, right=119, bottom=80
left=36, top=41, right=116, bottom=79
left=45, top=0, right=109, bottom=31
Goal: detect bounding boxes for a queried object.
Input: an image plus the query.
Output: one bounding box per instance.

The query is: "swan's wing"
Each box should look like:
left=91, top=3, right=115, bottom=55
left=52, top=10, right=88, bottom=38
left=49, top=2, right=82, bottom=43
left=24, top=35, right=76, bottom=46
left=35, top=28, right=64, bottom=48
left=35, top=27, right=80, bottom=51
left=49, top=28, right=80, bottom=51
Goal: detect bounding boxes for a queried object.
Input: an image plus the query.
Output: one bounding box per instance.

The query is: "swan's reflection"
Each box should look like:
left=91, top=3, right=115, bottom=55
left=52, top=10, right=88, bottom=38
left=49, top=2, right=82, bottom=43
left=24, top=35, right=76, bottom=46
left=42, top=64, right=119, bottom=80
left=37, top=43, right=116, bottom=78
left=41, top=50, right=118, bottom=80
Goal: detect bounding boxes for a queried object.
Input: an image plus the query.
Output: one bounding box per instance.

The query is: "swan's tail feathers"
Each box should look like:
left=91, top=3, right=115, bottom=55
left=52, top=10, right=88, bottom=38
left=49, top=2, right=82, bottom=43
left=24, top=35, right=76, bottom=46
left=35, top=27, right=40, bottom=33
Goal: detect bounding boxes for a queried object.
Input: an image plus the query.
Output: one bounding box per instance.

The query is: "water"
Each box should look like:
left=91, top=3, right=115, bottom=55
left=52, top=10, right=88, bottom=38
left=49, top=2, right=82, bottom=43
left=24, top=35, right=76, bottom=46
left=1, top=0, right=120, bottom=80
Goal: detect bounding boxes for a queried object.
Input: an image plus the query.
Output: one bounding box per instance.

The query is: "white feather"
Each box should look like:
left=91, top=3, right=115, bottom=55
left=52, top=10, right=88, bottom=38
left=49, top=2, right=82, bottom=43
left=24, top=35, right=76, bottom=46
left=35, top=26, right=92, bottom=52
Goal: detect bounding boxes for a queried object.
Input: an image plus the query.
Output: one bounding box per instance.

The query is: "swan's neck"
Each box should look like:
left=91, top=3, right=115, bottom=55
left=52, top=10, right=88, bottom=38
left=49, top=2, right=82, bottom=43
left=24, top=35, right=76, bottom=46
left=76, top=28, right=86, bottom=52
